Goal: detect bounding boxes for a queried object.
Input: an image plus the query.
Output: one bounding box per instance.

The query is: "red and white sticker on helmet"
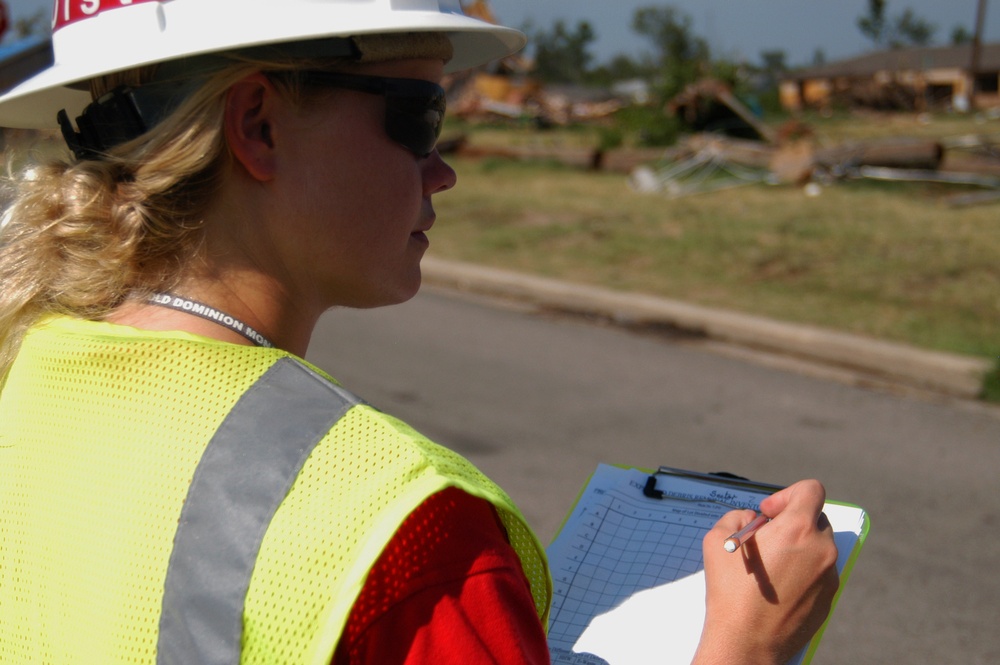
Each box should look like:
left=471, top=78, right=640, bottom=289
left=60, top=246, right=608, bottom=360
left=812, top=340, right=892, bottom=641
left=53, top=0, right=160, bottom=31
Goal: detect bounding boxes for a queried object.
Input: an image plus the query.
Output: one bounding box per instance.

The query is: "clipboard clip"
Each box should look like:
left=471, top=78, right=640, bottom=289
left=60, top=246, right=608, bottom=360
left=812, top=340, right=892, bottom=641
left=641, top=466, right=783, bottom=500
left=642, top=475, right=666, bottom=499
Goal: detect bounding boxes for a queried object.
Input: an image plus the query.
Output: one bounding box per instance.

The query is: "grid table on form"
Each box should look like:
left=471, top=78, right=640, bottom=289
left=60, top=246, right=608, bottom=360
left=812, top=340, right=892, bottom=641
left=546, top=484, right=725, bottom=652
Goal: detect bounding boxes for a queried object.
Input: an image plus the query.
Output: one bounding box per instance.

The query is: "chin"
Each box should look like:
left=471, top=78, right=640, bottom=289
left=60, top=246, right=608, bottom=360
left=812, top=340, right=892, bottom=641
left=350, top=271, right=422, bottom=310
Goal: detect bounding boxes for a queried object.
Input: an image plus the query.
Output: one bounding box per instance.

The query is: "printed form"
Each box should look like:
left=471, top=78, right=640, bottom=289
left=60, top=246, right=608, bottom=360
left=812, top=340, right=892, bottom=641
left=545, top=464, right=868, bottom=665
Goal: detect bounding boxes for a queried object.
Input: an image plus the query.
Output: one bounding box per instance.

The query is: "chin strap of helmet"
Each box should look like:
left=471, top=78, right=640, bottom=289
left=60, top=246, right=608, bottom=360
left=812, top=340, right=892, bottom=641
left=56, top=79, right=198, bottom=161
left=58, top=87, right=144, bottom=160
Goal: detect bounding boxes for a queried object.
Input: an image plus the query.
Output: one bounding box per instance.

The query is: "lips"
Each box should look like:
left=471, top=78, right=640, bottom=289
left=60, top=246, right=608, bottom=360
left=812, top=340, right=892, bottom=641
left=413, top=212, right=435, bottom=234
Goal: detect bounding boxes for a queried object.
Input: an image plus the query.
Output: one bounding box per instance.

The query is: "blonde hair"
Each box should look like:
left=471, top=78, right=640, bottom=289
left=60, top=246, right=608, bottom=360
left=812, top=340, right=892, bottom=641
left=0, top=57, right=335, bottom=377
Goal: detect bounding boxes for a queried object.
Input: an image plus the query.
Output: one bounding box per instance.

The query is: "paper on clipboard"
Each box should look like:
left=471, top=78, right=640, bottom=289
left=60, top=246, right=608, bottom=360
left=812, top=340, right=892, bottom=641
left=545, top=464, right=869, bottom=665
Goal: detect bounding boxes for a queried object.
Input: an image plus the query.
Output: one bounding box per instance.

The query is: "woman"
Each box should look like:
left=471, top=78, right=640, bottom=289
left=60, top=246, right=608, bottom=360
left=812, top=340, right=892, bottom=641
left=0, top=1, right=838, bottom=663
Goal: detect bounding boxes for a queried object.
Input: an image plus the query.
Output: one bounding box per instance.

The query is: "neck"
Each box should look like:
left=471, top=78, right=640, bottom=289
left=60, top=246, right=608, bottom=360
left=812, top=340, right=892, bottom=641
left=105, top=162, right=326, bottom=355
left=147, top=293, right=275, bottom=348
left=107, top=275, right=318, bottom=356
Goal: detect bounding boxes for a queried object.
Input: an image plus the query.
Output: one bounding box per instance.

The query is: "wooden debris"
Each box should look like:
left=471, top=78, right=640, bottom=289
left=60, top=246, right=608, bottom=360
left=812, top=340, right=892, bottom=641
left=770, top=141, right=815, bottom=185
left=667, top=79, right=778, bottom=143
left=814, top=138, right=944, bottom=175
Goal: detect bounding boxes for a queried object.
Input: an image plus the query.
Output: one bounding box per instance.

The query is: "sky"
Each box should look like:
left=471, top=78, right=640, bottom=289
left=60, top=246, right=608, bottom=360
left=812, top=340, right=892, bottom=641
left=3, top=0, right=999, bottom=68
left=490, top=0, right=999, bottom=67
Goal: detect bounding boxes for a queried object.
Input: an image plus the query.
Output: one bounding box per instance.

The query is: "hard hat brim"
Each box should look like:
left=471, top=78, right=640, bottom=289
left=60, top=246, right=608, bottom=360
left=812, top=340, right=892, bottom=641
left=0, top=2, right=526, bottom=129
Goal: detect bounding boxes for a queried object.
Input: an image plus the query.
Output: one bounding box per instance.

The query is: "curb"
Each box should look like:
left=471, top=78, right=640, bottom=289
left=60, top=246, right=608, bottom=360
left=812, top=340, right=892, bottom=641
left=421, top=256, right=993, bottom=400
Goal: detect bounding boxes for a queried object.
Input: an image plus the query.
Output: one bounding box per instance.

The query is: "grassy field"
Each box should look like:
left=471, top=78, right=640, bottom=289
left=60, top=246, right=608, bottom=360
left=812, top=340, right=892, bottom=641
left=431, top=111, right=1000, bottom=398
left=5, top=113, right=999, bottom=397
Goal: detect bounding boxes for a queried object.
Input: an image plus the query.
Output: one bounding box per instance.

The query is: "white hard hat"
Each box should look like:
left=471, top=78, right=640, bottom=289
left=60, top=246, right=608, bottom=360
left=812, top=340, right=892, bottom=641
left=0, top=0, right=526, bottom=129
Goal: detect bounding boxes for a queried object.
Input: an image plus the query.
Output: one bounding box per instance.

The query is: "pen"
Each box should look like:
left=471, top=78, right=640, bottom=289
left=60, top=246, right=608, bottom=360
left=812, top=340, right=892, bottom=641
left=723, top=513, right=770, bottom=553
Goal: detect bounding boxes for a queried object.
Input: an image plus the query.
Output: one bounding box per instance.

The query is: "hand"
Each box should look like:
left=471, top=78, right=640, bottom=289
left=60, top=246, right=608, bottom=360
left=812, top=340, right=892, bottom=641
left=692, top=480, right=840, bottom=665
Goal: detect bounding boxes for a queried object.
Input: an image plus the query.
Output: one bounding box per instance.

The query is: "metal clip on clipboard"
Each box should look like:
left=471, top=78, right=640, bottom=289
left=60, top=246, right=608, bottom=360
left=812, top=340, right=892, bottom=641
left=641, top=465, right=785, bottom=500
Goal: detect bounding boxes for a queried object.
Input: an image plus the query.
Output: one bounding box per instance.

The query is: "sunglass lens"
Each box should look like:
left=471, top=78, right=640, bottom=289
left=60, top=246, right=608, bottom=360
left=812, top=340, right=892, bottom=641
left=385, top=107, right=442, bottom=157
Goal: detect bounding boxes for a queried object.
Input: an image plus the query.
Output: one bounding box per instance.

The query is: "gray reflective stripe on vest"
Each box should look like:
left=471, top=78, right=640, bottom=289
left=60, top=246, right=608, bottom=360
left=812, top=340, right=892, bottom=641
left=157, top=357, right=362, bottom=665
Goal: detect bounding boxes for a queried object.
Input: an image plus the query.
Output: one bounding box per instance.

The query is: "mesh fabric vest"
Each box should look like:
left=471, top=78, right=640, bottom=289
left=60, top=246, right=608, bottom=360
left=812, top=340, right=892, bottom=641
left=0, top=316, right=551, bottom=664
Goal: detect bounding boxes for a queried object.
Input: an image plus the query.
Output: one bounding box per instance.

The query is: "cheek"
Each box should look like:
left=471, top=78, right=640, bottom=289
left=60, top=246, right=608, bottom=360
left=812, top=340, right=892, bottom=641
left=283, top=107, right=425, bottom=254
left=339, top=157, right=424, bottom=229
left=295, top=160, right=424, bottom=267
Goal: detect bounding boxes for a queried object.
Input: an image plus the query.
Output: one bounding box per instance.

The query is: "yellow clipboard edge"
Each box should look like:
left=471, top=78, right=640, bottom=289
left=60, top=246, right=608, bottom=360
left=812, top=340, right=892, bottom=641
left=547, top=464, right=630, bottom=545
left=800, top=501, right=871, bottom=664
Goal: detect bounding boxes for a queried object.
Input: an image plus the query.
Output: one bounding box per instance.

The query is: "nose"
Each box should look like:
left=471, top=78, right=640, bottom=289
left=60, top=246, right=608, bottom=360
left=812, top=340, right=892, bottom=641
left=423, top=149, right=457, bottom=195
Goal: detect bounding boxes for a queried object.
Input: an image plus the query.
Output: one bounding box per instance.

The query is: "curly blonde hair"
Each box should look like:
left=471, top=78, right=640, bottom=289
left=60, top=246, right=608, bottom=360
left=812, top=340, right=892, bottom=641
left=0, top=56, right=344, bottom=378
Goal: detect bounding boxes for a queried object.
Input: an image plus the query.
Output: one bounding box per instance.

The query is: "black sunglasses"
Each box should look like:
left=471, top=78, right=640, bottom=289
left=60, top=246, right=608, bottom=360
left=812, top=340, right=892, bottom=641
left=295, top=71, right=446, bottom=158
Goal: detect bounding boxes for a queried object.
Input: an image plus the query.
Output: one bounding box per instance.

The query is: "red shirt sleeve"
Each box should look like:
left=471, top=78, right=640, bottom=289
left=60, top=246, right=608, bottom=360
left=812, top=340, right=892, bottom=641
left=332, top=486, right=550, bottom=665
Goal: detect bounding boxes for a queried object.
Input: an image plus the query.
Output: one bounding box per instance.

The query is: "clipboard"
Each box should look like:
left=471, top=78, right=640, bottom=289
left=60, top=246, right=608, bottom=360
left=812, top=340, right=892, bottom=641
left=545, top=464, right=870, bottom=665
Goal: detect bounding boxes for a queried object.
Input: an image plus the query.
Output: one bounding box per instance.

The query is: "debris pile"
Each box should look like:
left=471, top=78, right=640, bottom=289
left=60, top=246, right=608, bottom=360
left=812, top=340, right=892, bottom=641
left=447, top=72, right=625, bottom=126
left=632, top=130, right=1000, bottom=205
left=436, top=43, right=1000, bottom=206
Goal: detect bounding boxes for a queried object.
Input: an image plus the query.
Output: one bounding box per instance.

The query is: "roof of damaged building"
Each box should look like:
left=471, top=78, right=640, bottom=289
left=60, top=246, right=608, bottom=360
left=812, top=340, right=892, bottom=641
left=786, top=42, right=1000, bottom=81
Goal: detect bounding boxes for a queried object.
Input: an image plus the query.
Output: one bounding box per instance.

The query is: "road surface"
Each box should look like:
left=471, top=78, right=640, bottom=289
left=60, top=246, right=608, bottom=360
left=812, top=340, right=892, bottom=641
left=307, top=287, right=1000, bottom=665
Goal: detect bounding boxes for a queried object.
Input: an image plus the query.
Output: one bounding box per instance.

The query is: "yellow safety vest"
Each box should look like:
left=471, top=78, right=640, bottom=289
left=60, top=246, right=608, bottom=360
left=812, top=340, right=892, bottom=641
left=0, top=316, right=551, bottom=664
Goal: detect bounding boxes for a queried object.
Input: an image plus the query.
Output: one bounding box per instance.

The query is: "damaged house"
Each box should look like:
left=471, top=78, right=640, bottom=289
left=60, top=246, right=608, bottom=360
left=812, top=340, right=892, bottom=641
left=779, top=42, right=1000, bottom=112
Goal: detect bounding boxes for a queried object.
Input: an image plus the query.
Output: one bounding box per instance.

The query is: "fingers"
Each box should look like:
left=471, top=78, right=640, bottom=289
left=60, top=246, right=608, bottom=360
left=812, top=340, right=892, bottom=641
left=712, top=508, right=759, bottom=534
left=760, top=478, right=826, bottom=522
left=703, top=509, right=758, bottom=551
left=706, top=479, right=830, bottom=555
left=699, top=481, right=842, bottom=665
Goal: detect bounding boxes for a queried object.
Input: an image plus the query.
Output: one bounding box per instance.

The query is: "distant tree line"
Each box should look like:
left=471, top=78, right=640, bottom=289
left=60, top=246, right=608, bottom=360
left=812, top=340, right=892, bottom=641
left=520, top=2, right=985, bottom=145
left=529, top=2, right=978, bottom=91
left=527, top=6, right=714, bottom=97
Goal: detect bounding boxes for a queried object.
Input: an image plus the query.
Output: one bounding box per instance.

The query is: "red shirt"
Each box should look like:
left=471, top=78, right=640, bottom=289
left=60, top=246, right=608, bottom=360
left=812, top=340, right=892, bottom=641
left=332, top=487, right=550, bottom=664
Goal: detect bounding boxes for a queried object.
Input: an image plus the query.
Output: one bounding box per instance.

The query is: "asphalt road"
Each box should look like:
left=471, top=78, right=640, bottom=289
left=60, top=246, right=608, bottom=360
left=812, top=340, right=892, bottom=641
left=306, top=287, right=1000, bottom=665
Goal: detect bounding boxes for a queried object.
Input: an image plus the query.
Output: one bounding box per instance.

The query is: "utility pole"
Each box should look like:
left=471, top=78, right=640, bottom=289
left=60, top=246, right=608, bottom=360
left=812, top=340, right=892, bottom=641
left=969, top=0, right=988, bottom=109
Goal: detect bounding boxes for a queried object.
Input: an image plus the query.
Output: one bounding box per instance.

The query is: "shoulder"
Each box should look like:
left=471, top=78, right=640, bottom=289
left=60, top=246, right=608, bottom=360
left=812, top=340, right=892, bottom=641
left=334, top=487, right=550, bottom=665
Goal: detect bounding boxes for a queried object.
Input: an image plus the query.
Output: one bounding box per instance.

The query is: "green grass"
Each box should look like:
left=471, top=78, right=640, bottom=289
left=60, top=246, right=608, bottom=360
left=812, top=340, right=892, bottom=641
left=787, top=109, right=1000, bottom=143
left=431, top=151, right=1000, bottom=367
left=984, top=361, right=1000, bottom=401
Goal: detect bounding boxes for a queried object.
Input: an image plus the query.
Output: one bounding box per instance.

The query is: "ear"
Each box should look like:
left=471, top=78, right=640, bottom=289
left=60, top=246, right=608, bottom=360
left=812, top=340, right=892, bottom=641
left=224, top=73, right=281, bottom=182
